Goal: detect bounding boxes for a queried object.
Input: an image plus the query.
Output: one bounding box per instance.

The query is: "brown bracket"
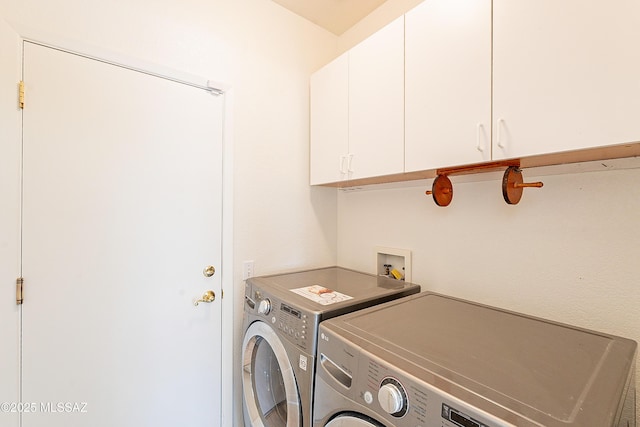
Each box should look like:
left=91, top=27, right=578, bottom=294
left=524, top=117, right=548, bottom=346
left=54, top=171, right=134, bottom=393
left=425, top=163, right=542, bottom=207
left=502, top=166, right=543, bottom=205
left=425, top=175, right=453, bottom=207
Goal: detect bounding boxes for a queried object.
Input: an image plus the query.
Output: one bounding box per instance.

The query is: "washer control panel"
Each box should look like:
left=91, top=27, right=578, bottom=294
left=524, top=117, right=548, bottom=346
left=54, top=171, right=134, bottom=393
left=257, top=298, right=271, bottom=315
left=318, top=327, right=503, bottom=427
left=352, top=352, right=503, bottom=427
left=378, top=377, right=408, bottom=417
left=442, top=403, right=490, bottom=427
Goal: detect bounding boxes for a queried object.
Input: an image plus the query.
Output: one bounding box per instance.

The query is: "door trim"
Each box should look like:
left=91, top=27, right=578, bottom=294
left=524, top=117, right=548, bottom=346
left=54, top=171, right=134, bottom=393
left=8, top=20, right=229, bottom=93
left=12, top=24, right=234, bottom=426
left=220, top=86, right=234, bottom=427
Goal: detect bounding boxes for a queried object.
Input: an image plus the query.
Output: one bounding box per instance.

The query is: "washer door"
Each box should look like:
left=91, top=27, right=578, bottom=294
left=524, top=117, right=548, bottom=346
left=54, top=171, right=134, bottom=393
left=325, top=413, right=385, bottom=427
left=242, top=321, right=301, bottom=427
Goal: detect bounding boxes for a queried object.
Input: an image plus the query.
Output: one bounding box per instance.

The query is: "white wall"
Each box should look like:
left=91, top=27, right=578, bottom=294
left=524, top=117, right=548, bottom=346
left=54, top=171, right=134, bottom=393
left=338, top=167, right=640, bottom=341
left=0, top=0, right=339, bottom=424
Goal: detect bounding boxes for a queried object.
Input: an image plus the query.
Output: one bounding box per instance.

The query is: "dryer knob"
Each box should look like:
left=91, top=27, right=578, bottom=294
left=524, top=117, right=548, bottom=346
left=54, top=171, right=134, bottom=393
left=257, top=298, right=271, bottom=315
left=378, top=383, right=404, bottom=415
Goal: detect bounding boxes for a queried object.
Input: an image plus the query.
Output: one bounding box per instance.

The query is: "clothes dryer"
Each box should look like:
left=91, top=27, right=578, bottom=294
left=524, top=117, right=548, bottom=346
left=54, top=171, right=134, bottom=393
left=314, top=292, right=637, bottom=427
left=241, top=267, right=420, bottom=427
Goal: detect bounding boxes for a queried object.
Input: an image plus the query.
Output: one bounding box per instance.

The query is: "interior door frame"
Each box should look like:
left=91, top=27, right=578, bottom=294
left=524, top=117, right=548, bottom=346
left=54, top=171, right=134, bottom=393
left=13, top=25, right=235, bottom=427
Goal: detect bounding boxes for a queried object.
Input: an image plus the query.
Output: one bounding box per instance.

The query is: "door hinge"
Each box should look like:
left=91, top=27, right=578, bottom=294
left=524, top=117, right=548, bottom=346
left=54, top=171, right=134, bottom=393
left=18, top=81, right=25, bottom=109
left=16, top=277, right=24, bottom=305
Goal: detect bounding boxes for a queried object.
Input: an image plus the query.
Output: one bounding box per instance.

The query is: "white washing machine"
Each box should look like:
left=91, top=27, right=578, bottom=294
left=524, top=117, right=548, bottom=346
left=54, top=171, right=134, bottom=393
left=313, top=292, right=637, bottom=427
left=241, top=267, right=421, bottom=427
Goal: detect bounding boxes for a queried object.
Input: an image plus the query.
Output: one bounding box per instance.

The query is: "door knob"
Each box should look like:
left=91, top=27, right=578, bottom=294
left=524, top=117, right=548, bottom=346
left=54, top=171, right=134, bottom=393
left=203, top=265, right=216, bottom=277
left=194, top=290, right=216, bottom=306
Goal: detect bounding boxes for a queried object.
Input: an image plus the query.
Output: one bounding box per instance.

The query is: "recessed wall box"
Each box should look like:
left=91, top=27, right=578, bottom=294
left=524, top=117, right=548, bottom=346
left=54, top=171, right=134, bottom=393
left=375, top=246, right=411, bottom=282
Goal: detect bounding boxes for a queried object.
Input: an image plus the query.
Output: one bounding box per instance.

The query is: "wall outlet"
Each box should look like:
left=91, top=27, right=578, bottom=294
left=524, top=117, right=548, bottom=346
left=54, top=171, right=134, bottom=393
left=242, top=260, right=255, bottom=280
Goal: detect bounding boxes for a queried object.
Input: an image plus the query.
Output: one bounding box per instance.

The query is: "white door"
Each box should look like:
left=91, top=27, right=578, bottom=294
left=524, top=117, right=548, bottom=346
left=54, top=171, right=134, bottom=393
left=0, top=18, right=21, bottom=427
left=20, top=41, right=223, bottom=426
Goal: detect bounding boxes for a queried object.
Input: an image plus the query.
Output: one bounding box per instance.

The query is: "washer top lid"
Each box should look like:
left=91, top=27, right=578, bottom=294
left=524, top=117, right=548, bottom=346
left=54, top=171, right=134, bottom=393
left=247, top=267, right=419, bottom=312
left=323, top=292, right=637, bottom=427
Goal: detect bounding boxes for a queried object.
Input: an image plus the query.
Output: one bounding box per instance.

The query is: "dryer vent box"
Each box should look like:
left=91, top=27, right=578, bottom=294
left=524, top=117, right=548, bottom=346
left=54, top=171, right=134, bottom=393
left=375, top=246, right=411, bottom=283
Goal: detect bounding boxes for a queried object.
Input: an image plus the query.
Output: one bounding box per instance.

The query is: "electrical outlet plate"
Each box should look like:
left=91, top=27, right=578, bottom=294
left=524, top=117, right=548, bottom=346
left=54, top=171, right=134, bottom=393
left=375, top=247, right=411, bottom=283
left=242, top=260, right=254, bottom=280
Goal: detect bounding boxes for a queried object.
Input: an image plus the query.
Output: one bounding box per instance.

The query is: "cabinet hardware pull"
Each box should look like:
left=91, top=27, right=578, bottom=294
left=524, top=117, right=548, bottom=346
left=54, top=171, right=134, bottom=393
left=347, top=154, right=354, bottom=173
left=497, top=118, right=506, bottom=148
left=476, top=123, right=485, bottom=152
left=339, top=155, right=347, bottom=175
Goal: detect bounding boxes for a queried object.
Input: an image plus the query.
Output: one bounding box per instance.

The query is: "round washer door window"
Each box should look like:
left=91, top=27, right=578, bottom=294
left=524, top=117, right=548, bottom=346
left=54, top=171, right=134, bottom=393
left=242, top=321, right=301, bottom=427
left=325, top=414, right=385, bottom=427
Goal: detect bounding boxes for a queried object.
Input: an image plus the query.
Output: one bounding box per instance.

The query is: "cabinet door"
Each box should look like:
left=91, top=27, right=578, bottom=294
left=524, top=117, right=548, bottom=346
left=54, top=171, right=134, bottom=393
left=494, top=0, right=640, bottom=159
left=349, top=16, right=405, bottom=180
left=405, top=0, right=491, bottom=172
left=310, top=53, right=349, bottom=185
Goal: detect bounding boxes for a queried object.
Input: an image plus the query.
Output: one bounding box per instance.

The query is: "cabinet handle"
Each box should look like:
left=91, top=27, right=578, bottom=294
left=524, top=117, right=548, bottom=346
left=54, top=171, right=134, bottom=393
left=476, top=123, right=485, bottom=152
left=339, top=155, right=347, bottom=175
left=497, top=118, right=506, bottom=148
left=347, top=154, right=354, bottom=173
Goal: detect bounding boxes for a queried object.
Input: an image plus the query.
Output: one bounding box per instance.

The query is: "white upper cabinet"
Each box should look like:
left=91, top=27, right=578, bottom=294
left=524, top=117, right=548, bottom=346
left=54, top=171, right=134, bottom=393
left=310, top=53, right=348, bottom=185
left=348, top=16, right=405, bottom=180
left=310, top=16, right=404, bottom=185
left=311, top=0, right=640, bottom=186
left=405, top=0, right=491, bottom=172
left=493, top=0, right=640, bottom=159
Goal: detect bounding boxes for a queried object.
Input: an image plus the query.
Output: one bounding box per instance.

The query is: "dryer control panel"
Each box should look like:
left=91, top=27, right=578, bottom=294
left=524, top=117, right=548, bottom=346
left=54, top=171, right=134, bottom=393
left=245, top=285, right=314, bottom=352
left=277, top=302, right=309, bottom=350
